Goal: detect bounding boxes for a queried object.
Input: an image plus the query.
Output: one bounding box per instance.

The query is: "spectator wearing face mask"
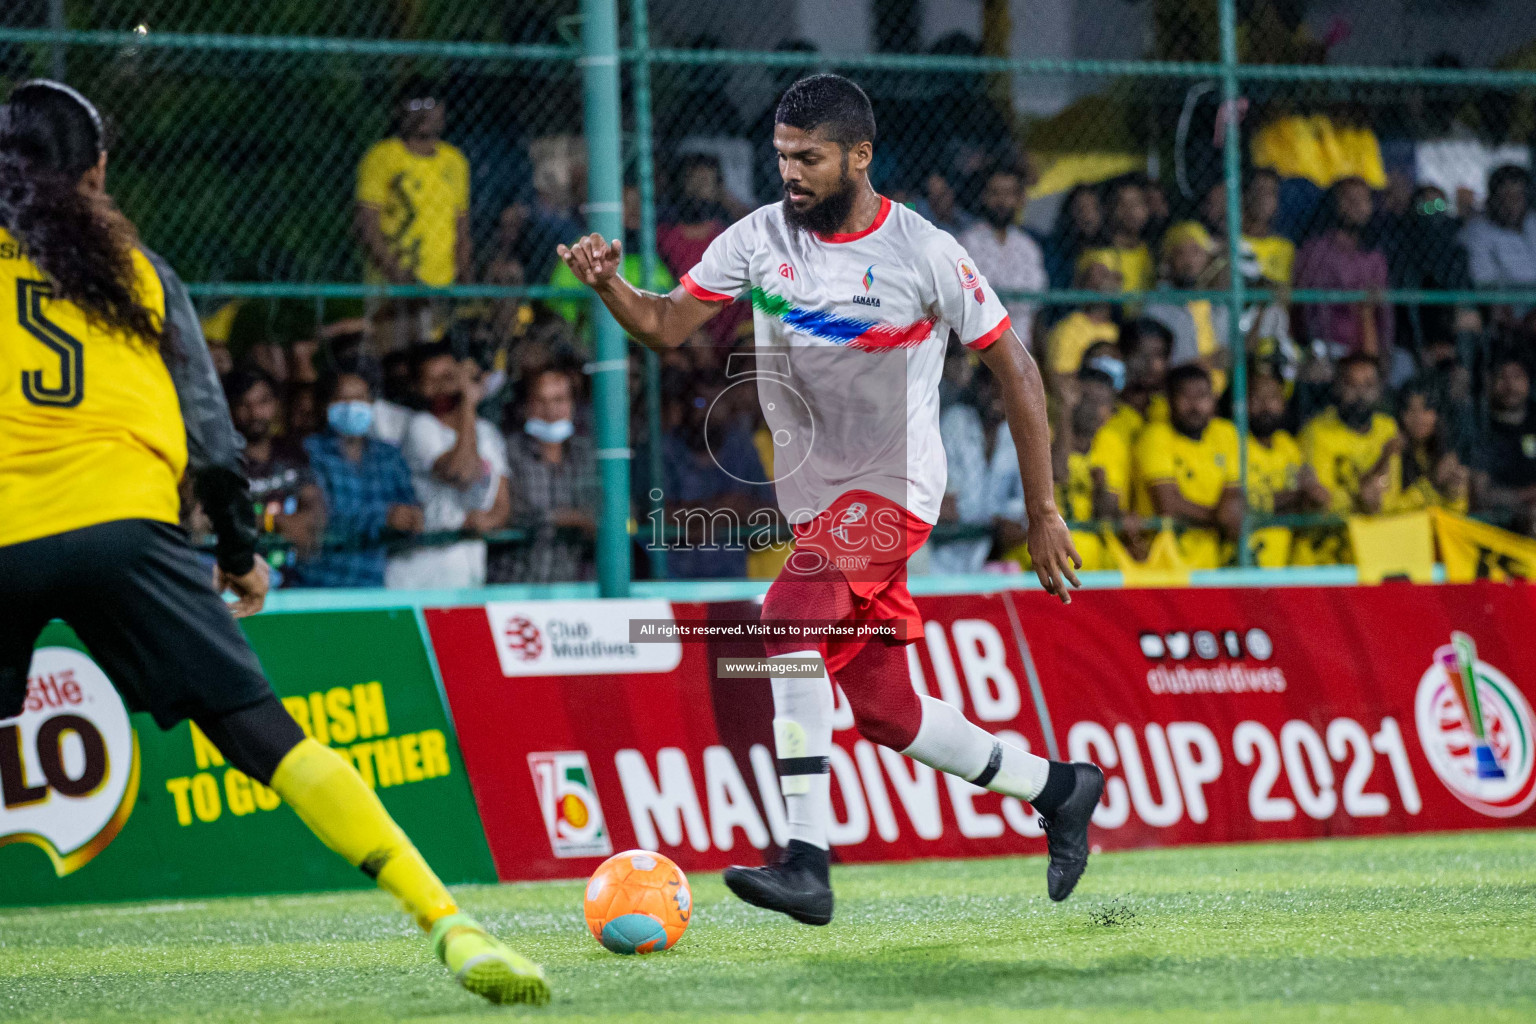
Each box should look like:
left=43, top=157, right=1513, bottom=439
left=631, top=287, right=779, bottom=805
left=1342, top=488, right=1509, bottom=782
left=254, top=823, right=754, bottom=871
left=225, top=368, right=325, bottom=586
left=492, top=367, right=599, bottom=583
left=1103, top=318, right=1173, bottom=450
left=386, top=343, right=511, bottom=589
left=958, top=165, right=1046, bottom=352
left=301, top=365, right=424, bottom=587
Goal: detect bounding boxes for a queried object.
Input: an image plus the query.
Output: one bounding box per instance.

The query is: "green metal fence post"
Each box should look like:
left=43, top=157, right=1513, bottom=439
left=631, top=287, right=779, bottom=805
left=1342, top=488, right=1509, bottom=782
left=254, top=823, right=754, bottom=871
left=581, top=0, right=632, bottom=597
left=1219, top=0, right=1251, bottom=568
left=631, top=0, right=668, bottom=581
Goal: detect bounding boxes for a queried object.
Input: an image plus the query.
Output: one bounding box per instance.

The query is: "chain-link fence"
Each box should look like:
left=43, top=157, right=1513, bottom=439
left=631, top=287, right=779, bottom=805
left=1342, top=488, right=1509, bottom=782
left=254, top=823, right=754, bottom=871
left=4, top=0, right=1536, bottom=589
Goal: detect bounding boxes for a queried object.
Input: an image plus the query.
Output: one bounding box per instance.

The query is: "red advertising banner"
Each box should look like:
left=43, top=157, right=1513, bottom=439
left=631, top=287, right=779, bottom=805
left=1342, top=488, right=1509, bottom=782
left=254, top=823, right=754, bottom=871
left=424, top=582, right=1536, bottom=883
left=1022, top=582, right=1536, bottom=846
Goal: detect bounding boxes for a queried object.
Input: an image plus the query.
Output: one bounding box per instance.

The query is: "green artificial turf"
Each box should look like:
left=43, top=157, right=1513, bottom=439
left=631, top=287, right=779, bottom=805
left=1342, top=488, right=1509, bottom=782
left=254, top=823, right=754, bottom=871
left=0, top=831, right=1532, bottom=1023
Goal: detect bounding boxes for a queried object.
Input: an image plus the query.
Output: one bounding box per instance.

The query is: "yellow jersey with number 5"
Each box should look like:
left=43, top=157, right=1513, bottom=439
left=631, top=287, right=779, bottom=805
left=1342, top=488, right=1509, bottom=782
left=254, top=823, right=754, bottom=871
left=0, top=228, right=184, bottom=547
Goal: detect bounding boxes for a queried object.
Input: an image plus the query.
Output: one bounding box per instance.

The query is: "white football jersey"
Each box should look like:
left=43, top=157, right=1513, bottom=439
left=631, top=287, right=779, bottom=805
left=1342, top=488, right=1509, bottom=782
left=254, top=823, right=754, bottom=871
left=681, top=196, right=1012, bottom=525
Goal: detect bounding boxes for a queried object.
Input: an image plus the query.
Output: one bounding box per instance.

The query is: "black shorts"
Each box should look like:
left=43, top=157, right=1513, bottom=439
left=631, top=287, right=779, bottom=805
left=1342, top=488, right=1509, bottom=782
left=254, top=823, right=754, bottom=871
left=0, top=519, right=273, bottom=729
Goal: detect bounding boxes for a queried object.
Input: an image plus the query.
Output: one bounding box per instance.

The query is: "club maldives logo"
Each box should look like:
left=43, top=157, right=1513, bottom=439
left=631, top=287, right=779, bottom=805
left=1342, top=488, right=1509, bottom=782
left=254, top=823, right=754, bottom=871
left=529, top=751, right=612, bottom=858
left=486, top=600, right=682, bottom=677
left=1414, top=632, right=1536, bottom=817
left=503, top=616, right=544, bottom=663
left=0, top=647, right=139, bottom=875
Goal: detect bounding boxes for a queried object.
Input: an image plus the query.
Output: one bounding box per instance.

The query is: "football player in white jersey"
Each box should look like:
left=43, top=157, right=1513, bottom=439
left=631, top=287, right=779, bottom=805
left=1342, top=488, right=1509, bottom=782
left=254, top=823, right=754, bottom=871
left=559, top=74, right=1103, bottom=925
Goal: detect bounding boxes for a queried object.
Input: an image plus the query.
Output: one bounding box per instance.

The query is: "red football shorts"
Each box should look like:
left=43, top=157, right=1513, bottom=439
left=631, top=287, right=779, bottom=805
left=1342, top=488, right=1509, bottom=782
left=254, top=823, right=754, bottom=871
left=785, top=490, right=932, bottom=673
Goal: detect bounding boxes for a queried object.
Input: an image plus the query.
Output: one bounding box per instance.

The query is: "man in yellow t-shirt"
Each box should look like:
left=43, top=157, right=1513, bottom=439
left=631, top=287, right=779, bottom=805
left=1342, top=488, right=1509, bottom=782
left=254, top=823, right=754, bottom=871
left=1054, top=368, right=1131, bottom=570
left=1296, top=354, right=1400, bottom=564
left=1245, top=371, right=1329, bottom=567
left=1103, top=318, right=1173, bottom=451
left=1076, top=177, right=1155, bottom=293
left=355, top=81, right=471, bottom=289
left=1133, top=365, right=1243, bottom=568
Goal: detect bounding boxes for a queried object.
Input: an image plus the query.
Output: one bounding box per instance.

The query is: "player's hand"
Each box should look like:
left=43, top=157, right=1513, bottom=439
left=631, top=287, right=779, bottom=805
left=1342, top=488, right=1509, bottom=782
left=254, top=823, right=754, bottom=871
left=215, top=560, right=270, bottom=618
left=556, top=233, right=623, bottom=289
left=1027, top=508, right=1082, bottom=605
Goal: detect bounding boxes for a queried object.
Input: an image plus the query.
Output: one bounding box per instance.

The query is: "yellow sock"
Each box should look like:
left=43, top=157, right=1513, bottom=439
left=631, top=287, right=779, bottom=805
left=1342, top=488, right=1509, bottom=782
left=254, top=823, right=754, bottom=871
left=271, top=738, right=458, bottom=930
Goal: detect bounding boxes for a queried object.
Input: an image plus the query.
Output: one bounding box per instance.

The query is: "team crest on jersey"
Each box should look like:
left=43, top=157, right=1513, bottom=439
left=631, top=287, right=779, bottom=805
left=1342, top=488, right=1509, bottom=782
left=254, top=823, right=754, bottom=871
left=853, top=265, right=880, bottom=307
left=830, top=502, right=868, bottom=543
left=956, top=258, right=980, bottom=291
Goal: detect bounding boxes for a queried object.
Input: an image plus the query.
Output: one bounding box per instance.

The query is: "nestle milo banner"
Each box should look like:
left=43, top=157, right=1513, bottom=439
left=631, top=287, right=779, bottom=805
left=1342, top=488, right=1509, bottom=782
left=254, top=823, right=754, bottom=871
left=0, top=610, right=494, bottom=905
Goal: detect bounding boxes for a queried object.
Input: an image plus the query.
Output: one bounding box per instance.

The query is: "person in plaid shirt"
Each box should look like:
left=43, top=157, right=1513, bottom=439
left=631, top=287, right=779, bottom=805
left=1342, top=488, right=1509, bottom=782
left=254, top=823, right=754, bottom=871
left=301, top=363, right=424, bottom=587
left=489, top=366, right=598, bottom=583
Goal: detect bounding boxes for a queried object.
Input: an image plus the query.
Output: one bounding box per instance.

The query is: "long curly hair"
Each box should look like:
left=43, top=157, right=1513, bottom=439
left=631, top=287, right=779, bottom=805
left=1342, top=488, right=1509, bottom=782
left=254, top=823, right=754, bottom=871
left=0, top=80, right=169, bottom=354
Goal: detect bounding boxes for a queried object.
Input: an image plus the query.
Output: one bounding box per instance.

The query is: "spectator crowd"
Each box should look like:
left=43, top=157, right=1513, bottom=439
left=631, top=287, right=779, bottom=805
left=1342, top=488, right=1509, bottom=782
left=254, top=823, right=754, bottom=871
left=198, top=69, right=1536, bottom=587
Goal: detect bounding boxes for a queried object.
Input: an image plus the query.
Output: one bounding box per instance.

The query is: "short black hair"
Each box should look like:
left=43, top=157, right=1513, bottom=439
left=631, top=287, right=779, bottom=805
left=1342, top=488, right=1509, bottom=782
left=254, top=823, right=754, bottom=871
left=1120, top=317, right=1173, bottom=359
left=775, top=73, right=876, bottom=147
left=1489, top=163, right=1530, bottom=195
left=318, top=353, right=381, bottom=406
left=1077, top=367, right=1116, bottom=391
left=223, top=366, right=276, bottom=407
left=409, top=340, right=456, bottom=380
left=1167, top=363, right=1212, bottom=396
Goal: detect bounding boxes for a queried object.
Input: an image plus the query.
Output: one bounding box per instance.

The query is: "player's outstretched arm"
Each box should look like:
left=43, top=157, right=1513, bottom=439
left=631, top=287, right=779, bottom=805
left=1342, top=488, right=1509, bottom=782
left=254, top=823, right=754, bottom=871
left=556, top=233, right=719, bottom=350
left=978, top=329, right=1082, bottom=604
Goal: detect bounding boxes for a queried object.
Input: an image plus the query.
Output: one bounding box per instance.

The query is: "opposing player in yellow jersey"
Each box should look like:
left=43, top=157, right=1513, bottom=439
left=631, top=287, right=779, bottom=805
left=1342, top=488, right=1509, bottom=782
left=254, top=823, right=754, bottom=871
left=0, top=81, right=546, bottom=1006
left=1133, top=365, right=1243, bottom=569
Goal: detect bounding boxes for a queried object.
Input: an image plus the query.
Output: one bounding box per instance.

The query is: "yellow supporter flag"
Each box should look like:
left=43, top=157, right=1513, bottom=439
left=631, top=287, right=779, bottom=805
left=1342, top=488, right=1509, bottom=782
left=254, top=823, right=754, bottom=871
left=1104, top=528, right=1192, bottom=588
left=1347, top=512, right=1435, bottom=584
left=1432, top=510, right=1536, bottom=583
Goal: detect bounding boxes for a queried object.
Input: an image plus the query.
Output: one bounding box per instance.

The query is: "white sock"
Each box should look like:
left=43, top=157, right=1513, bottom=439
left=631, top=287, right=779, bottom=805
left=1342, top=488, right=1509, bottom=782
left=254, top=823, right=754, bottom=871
left=769, top=651, right=833, bottom=850
left=900, top=695, right=1050, bottom=802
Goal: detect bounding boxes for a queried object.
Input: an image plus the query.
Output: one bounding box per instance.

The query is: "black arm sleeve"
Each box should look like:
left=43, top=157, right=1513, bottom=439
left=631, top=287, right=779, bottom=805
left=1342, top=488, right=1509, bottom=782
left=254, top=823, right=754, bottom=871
left=145, top=249, right=258, bottom=576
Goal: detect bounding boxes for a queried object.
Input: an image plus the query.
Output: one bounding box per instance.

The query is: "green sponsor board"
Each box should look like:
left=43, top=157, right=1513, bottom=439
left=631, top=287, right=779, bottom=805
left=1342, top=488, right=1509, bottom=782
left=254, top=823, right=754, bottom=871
left=0, top=610, right=496, bottom=905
